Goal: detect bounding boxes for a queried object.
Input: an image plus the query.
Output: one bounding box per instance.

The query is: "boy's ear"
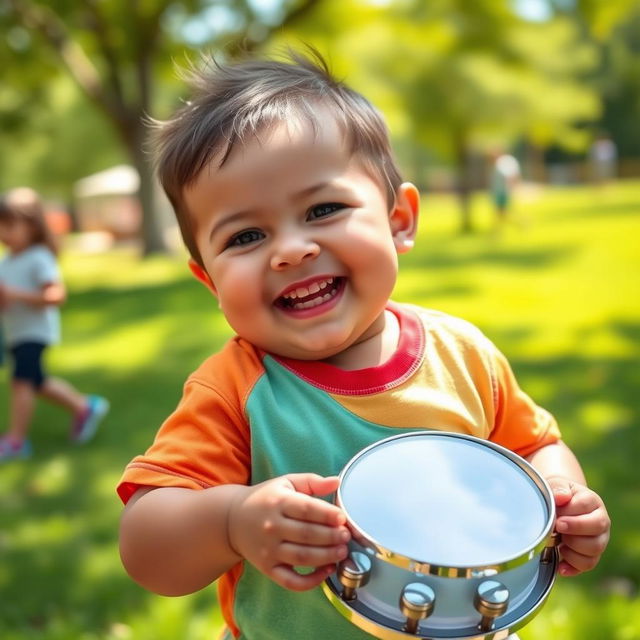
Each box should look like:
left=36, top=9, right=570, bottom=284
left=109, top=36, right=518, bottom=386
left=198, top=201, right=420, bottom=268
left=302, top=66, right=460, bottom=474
left=390, top=182, right=420, bottom=254
left=188, top=259, right=218, bottom=297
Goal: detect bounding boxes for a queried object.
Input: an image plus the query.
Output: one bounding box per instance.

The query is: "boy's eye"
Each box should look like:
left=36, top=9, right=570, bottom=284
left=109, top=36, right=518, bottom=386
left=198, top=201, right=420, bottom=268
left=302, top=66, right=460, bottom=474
left=307, top=202, right=345, bottom=220
left=226, top=229, right=265, bottom=248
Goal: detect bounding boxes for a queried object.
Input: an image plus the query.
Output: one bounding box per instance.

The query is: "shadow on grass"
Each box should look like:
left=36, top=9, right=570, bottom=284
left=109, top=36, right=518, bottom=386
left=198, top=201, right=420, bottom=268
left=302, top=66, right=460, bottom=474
left=0, top=275, right=226, bottom=637
left=2, top=336, right=637, bottom=636
left=396, top=240, right=579, bottom=304
left=63, top=274, right=216, bottom=331
left=0, top=265, right=637, bottom=637
left=0, top=358, right=222, bottom=637
left=558, top=199, right=640, bottom=220
left=401, top=240, right=578, bottom=272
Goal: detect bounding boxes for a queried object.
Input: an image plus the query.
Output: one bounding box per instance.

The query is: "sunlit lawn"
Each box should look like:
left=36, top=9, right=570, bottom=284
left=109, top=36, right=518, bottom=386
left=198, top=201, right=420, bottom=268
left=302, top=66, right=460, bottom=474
left=0, top=180, right=638, bottom=639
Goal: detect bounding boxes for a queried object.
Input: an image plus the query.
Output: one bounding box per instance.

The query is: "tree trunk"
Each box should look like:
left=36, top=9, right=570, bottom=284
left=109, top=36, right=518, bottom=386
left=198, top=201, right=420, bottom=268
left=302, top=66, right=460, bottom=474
left=114, top=111, right=168, bottom=256
left=453, top=133, right=473, bottom=233
left=130, top=136, right=167, bottom=256
left=524, top=141, right=547, bottom=184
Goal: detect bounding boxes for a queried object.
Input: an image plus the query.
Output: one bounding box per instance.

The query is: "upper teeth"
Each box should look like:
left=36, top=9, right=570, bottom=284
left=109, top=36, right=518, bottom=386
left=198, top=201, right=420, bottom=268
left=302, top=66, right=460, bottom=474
left=283, top=278, right=334, bottom=300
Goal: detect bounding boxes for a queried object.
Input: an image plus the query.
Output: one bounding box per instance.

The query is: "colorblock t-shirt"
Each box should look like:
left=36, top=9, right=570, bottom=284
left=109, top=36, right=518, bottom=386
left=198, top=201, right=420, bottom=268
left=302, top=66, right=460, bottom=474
left=117, top=303, right=560, bottom=639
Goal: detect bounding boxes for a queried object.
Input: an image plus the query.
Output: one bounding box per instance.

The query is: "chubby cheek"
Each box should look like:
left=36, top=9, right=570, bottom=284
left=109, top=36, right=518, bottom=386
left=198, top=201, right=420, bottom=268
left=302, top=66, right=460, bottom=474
left=220, top=302, right=275, bottom=350
left=345, top=233, right=398, bottom=289
left=214, top=264, right=268, bottom=319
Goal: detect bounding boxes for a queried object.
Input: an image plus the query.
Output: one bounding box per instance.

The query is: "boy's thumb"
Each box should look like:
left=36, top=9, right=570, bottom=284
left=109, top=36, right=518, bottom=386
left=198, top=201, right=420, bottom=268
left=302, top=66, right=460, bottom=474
left=286, top=473, right=340, bottom=497
left=547, top=477, right=574, bottom=506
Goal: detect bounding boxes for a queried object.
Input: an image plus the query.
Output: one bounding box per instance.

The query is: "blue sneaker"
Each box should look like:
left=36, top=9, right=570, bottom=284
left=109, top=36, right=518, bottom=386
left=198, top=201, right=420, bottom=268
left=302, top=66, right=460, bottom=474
left=0, top=437, right=32, bottom=462
left=71, top=395, right=110, bottom=444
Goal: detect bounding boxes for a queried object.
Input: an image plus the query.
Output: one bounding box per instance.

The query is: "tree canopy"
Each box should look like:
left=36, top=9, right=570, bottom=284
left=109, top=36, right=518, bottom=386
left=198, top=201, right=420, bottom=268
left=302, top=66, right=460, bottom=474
left=273, top=0, right=604, bottom=230
left=1, top=0, right=321, bottom=253
left=1, top=0, right=638, bottom=239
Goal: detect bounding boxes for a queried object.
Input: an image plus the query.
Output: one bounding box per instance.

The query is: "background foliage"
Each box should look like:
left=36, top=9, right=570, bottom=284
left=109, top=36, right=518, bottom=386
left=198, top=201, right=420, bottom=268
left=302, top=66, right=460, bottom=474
left=0, top=1, right=639, bottom=638
left=2, top=0, right=640, bottom=235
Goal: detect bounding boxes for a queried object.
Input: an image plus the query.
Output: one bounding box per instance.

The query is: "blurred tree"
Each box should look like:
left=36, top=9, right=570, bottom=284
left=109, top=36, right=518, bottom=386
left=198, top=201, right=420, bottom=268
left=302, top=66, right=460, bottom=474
left=550, top=0, right=640, bottom=163
left=2, top=0, right=321, bottom=254
left=391, top=8, right=600, bottom=230
left=275, top=0, right=601, bottom=232
left=276, top=0, right=600, bottom=231
left=0, top=76, right=128, bottom=204
left=548, top=0, right=638, bottom=39
left=598, top=8, right=640, bottom=163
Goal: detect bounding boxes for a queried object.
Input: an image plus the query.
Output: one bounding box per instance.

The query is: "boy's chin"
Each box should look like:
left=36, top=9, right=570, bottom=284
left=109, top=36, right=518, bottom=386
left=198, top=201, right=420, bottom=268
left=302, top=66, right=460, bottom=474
left=272, top=345, right=345, bottom=362
left=262, top=336, right=351, bottom=362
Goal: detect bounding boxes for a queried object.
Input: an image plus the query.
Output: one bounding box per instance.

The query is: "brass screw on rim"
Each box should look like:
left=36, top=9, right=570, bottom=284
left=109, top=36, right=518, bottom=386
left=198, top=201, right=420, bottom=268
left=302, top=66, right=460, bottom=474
left=399, top=583, right=436, bottom=634
left=474, top=580, right=510, bottom=631
left=338, top=552, right=372, bottom=601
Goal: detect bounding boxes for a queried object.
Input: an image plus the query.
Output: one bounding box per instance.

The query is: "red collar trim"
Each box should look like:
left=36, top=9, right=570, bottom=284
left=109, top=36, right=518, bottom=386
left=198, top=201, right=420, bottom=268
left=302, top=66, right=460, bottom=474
left=271, top=302, right=424, bottom=396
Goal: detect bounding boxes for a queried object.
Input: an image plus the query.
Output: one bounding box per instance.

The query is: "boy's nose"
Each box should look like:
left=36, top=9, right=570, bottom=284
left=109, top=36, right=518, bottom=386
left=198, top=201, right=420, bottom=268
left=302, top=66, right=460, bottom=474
left=270, top=234, right=320, bottom=270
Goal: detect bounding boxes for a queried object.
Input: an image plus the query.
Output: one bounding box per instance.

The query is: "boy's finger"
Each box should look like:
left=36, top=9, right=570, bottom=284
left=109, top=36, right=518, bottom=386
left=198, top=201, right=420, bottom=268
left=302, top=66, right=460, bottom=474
left=277, top=541, right=348, bottom=568
left=558, top=545, right=600, bottom=574
left=282, top=518, right=350, bottom=546
left=556, top=500, right=607, bottom=523
left=557, top=560, right=581, bottom=577
left=270, top=563, right=336, bottom=592
left=556, top=511, right=610, bottom=536
left=283, top=492, right=346, bottom=526
left=558, top=533, right=609, bottom=557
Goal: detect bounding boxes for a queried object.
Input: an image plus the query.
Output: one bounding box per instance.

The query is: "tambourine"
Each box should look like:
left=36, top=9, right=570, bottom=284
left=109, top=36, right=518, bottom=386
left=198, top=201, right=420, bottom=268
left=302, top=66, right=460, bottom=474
left=322, top=431, right=559, bottom=639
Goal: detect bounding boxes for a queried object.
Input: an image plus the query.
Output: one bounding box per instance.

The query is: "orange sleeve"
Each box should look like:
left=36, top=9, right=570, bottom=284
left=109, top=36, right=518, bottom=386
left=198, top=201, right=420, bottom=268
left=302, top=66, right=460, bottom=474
left=117, top=338, right=263, bottom=503
left=488, top=345, right=561, bottom=457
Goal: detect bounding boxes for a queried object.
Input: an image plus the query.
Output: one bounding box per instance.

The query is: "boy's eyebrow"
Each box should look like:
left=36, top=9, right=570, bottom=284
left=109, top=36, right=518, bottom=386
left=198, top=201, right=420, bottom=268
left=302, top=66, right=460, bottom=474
left=208, top=181, right=334, bottom=242
left=209, top=210, right=252, bottom=242
left=294, top=181, right=332, bottom=200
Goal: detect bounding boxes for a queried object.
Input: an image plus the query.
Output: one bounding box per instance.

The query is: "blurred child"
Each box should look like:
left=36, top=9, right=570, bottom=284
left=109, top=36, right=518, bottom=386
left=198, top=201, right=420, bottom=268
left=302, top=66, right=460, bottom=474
left=117, top=51, right=610, bottom=639
left=489, top=148, right=521, bottom=230
left=0, top=187, right=109, bottom=462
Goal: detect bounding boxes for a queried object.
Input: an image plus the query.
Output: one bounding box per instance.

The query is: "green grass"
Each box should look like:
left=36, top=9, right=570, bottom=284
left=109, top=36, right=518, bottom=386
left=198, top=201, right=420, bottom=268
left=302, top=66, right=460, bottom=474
left=1, top=181, right=638, bottom=639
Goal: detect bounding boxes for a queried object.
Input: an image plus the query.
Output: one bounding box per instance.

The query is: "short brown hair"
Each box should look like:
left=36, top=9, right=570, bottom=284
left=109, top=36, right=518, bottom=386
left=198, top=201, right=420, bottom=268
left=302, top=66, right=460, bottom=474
left=153, top=48, right=403, bottom=266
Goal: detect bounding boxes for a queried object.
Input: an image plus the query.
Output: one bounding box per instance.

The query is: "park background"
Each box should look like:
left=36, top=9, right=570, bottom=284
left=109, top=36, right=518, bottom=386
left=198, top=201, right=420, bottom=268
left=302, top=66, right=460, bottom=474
left=0, top=1, right=638, bottom=639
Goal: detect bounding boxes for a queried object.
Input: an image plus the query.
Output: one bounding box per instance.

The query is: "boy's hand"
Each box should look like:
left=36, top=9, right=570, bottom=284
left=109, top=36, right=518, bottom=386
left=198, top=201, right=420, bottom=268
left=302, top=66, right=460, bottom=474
left=228, top=473, right=350, bottom=591
left=547, top=476, right=610, bottom=577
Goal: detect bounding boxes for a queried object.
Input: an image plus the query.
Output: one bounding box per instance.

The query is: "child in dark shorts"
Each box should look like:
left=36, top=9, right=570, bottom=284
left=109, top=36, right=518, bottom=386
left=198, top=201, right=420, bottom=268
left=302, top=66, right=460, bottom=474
left=0, top=187, right=109, bottom=462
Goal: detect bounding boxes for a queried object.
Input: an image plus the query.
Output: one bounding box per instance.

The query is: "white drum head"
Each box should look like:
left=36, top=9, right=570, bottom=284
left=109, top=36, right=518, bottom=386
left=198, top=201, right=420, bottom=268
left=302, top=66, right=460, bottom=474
left=338, top=432, right=551, bottom=569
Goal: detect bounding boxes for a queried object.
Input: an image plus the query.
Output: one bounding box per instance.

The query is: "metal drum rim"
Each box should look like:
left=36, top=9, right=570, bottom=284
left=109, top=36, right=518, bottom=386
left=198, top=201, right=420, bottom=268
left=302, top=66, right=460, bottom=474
left=335, top=431, right=556, bottom=577
left=322, top=549, right=558, bottom=640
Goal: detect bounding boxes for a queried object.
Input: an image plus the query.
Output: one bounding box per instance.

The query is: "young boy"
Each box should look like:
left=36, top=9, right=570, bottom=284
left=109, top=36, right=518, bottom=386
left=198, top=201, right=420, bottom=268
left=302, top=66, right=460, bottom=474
left=117, top=51, right=610, bottom=639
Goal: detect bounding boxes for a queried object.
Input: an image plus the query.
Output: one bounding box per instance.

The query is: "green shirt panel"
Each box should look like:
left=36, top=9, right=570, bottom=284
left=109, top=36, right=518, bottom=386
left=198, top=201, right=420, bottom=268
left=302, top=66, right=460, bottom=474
left=235, top=355, right=420, bottom=640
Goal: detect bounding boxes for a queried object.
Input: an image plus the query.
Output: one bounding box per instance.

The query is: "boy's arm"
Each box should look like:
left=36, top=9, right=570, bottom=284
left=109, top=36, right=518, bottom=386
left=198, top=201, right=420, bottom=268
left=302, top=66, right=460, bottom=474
left=525, top=439, right=585, bottom=484
left=119, top=484, right=245, bottom=596
left=119, top=474, right=350, bottom=596
left=526, top=441, right=610, bottom=577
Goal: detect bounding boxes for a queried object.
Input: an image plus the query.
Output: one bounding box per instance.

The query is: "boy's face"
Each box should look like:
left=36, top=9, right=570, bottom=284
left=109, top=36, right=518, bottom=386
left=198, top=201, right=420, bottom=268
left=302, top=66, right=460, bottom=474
left=184, top=115, right=418, bottom=362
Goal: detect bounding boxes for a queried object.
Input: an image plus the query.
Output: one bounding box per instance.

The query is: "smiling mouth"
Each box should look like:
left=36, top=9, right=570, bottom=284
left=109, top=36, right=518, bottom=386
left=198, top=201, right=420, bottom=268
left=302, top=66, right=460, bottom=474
left=276, top=277, right=345, bottom=310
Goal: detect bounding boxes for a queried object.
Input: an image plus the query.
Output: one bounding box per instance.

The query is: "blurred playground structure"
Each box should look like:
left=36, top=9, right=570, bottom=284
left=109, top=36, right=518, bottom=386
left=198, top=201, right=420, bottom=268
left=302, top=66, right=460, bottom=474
left=71, top=165, right=176, bottom=249
left=73, top=165, right=143, bottom=239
